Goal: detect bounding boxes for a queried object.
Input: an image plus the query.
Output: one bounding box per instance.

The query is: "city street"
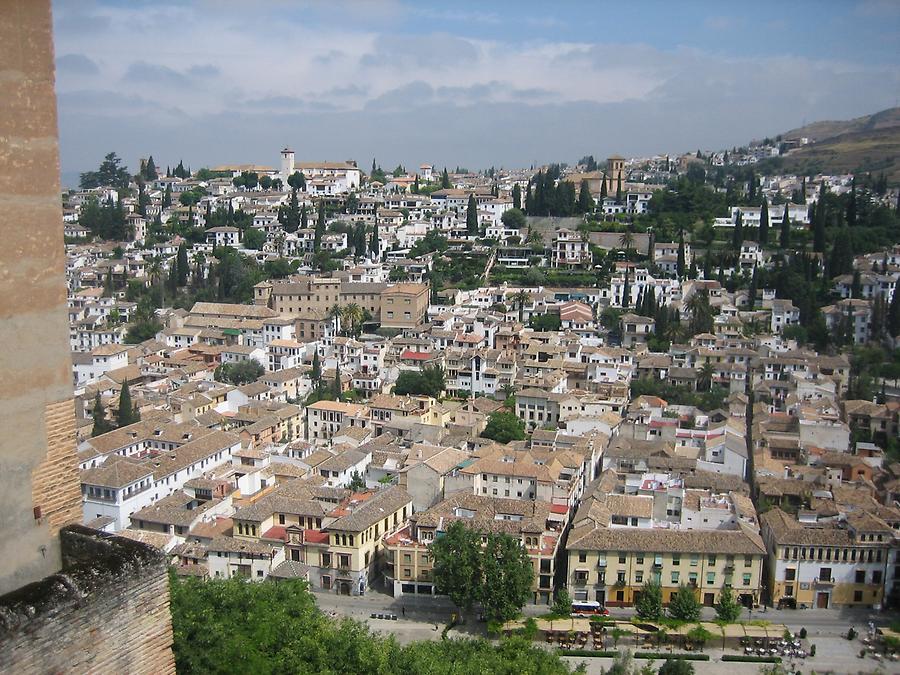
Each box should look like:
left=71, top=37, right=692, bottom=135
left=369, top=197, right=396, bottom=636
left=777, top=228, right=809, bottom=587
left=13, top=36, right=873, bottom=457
left=313, top=586, right=897, bottom=642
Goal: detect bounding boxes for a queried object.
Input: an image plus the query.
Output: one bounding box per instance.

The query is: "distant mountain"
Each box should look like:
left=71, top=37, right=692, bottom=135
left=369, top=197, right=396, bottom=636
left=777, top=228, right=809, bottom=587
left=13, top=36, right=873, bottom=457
left=767, top=107, right=900, bottom=184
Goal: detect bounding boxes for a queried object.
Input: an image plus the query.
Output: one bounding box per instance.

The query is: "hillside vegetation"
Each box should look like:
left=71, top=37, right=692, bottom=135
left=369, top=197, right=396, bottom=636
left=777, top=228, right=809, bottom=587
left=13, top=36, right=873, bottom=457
left=762, top=107, right=900, bottom=183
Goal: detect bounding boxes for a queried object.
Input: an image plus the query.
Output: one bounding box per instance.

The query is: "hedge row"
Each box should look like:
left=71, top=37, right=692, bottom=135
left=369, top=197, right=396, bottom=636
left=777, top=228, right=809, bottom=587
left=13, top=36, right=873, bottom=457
left=559, top=650, right=709, bottom=661
left=722, top=655, right=782, bottom=663
left=634, top=652, right=710, bottom=661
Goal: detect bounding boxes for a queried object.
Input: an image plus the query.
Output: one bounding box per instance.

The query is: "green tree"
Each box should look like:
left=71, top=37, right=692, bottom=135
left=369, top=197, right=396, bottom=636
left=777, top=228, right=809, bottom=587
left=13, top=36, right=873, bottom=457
left=314, top=199, right=326, bottom=252
left=243, top=227, right=266, bottom=250
left=430, top=521, right=483, bottom=617
left=732, top=210, right=744, bottom=250
left=479, top=532, right=535, bottom=622
left=714, top=585, right=742, bottom=623
left=501, top=207, right=527, bottom=230
left=215, top=360, right=264, bottom=385
left=659, top=659, right=694, bottom=675
left=441, top=167, right=451, bottom=188
left=143, top=155, right=157, bottom=180
left=287, top=171, right=306, bottom=192
left=780, top=204, right=791, bottom=248
left=332, top=362, right=342, bottom=398
left=512, top=289, right=531, bottom=323
left=577, top=179, right=594, bottom=213
left=668, top=584, right=701, bottom=622
left=311, top=351, right=322, bottom=388
left=481, top=411, right=526, bottom=443
left=635, top=580, right=663, bottom=620
left=348, top=471, right=366, bottom=492
left=393, top=366, right=445, bottom=398
left=758, top=200, right=769, bottom=246
left=176, top=243, right=189, bottom=287
left=466, top=194, right=478, bottom=235
left=91, top=392, right=113, bottom=437
left=512, top=183, right=522, bottom=210
left=116, top=379, right=138, bottom=427
left=551, top=588, right=572, bottom=617
left=80, top=151, right=130, bottom=189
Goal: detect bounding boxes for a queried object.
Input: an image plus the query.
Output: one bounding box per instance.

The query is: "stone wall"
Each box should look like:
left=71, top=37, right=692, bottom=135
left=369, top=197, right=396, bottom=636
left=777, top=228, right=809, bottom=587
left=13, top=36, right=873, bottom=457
left=0, top=525, right=176, bottom=674
left=0, top=0, right=84, bottom=595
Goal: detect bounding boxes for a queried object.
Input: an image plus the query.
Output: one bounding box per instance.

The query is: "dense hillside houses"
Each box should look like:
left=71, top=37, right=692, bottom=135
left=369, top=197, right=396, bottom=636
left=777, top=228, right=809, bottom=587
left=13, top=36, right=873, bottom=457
left=64, top=145, right=900, bottom=615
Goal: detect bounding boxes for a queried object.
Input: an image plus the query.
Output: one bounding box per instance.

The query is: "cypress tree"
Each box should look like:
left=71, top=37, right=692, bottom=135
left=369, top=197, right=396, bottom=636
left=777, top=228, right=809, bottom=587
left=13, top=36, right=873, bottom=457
left=332, top=363, right=342, bottom=399
left=758, top=200, right=769, bottom=246
left=116, top=379, right=135, bottom=428
left=311, top=351, right=322, bottom=388
left=615, top=173, right=623, bottom=203
left=314, top=199, right=325, bottom=252
left=577, top=179, right=593, bottom=214
left=512, top=183, right=521, bottom=210
left=599, top=173, right=608, bottom=200
left=466, top=194, right=478, bottom=235
left=370, top=222, right=379, bottom=257
left=163, top=184, right=172, bottom=208
left=176, top=243, right=188, bottom=287
left=677, top=228, right=686, bottom=278
left=91, top=392, right=112, bottom=437
left=622, top=266, right=630, bottom=309
left=413, top=174, right=419, bottom=193
left=441, top=167, right=450, bottom=188
left=780, top=204, right=791, bottom=248
left=748, top=170, right=756, bottom=202
left=144, top=155, right=157, bottom=180
left=813, top=189, right=827, bottom=253
left=748, top=265, right=758, bottom=309
left=732, top=210, right=744, bottom=250
left=846, top=178, right=857, bottom=227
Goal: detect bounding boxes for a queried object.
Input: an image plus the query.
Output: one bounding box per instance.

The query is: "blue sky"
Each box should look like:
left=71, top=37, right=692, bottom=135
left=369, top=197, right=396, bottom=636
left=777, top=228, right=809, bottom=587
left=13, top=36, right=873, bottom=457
left=52, top=0, right=900, bottom=184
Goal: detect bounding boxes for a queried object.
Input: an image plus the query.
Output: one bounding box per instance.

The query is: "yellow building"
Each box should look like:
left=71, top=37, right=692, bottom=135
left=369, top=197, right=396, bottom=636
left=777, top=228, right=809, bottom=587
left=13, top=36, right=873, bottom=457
left=761, top=507, right=897, bottom=609
left=567, top=473, right=766, bottom=608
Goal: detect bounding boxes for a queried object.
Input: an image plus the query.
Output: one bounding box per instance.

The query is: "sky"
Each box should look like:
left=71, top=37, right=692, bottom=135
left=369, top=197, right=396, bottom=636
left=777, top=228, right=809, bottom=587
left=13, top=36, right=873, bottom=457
left=53, top=0, right=900, bottom=186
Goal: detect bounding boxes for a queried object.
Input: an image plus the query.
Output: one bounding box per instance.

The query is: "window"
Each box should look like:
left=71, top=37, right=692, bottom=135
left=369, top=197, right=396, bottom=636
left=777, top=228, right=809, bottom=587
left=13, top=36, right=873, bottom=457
left=619, top=553, right=626, bottom=564
left=742, top=573, right=751, bottom=586
left=706, top=572, right=715, bottom=585
left=579, top=551, right=587, bottom=563
left=873, top=570, right=883, bottom=584
left=708, top=554, right=717, bottom=565
left=636, top=555, right=644, bottom=565
left=617, top=571, right=626, bottom=583
left=855, top=570, right=866, bottom=584
left=854, top=590, right=863, bottom=602
left=690, top=554, right=699, bottom=567
left=635, top=571, right=644, bottom=583
left=672, top=554, right=680, bottom=566
left=671, top=572, right=680, bottom=584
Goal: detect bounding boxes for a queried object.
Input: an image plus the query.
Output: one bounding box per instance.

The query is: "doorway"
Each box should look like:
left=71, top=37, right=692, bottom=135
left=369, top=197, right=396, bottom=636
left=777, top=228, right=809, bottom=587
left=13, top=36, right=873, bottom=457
left=816, top=592, right=829, bottom=609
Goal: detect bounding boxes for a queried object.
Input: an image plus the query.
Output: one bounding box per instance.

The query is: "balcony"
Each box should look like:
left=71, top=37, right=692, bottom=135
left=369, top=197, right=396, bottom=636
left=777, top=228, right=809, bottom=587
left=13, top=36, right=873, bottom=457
left=814, top=576, right=834, bottom=586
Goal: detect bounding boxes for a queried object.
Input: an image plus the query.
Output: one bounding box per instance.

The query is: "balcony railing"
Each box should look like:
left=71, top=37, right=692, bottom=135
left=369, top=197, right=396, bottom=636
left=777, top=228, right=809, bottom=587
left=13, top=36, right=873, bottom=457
left=814, top=576, right=834, bottom=586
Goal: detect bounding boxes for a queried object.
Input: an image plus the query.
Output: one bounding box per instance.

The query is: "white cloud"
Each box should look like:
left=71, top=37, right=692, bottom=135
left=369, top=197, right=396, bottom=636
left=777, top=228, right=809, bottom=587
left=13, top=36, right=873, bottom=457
left=52, top=0, right=899, bottom=176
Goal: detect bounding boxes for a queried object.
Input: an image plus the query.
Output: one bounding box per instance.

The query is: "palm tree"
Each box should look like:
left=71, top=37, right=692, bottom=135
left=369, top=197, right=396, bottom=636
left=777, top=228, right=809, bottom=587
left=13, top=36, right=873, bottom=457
left=341, top=303, right=363, bottom=337
left=619, top=230, right=634, bottom=254
left=274, top=231, right=286, bottom=258
left=327, top=303, right=342, bottom=335
left=511, top=289, right=531, bottom=323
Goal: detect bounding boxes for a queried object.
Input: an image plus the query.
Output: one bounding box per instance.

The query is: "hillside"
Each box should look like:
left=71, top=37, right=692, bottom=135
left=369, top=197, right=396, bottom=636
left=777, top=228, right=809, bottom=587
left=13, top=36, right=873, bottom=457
left=764, top=107, right=900, bottom=184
